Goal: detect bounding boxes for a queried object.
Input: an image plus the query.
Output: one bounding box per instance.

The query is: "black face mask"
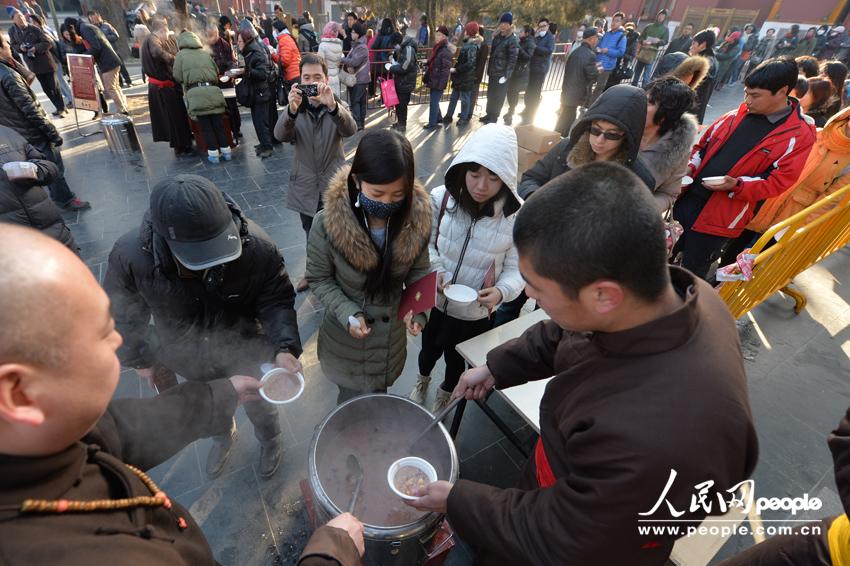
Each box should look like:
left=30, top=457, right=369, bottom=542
left=358, top=191, right=405, bottom=219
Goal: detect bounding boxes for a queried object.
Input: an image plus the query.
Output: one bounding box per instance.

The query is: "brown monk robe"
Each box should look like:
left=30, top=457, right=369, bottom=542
left=0, top=225, right=363, bottom=566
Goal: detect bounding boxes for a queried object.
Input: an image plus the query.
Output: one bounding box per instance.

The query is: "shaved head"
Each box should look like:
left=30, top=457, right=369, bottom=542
left=0, top=226, right=84, bottom=367
left=0, top=225, right=123, bottom=456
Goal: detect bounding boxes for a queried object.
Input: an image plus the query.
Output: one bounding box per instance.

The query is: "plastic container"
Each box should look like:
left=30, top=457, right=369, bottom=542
left=681, top=175, right=693, bottom=186
left=2, top=161, right=38, bottom=181
left=259, top=368, right=304, bottom=404
left=702, top=175, right=727, bottom=187
left=388, top=457, right=439, bottom=501
left=443, top=284, right=478, bottom=305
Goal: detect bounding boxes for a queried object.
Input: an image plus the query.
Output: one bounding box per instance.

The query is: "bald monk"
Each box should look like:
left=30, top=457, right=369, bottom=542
left=0, top=225, right=364, bottom=565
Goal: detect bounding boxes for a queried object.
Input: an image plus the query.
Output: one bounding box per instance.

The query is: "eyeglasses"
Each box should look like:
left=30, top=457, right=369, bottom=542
left=588, top=126, right=625, bottom=141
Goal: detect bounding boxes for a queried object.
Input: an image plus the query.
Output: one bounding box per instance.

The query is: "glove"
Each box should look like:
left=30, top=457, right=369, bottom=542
left=498, top=76, right=507, bottom=84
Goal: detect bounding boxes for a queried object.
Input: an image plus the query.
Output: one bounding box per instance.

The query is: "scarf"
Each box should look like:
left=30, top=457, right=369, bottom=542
left=426, top=38, right=447, bottom=69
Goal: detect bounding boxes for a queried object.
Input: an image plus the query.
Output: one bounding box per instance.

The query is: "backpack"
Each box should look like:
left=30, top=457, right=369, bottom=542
left=300, top=28, right=319, bottom=52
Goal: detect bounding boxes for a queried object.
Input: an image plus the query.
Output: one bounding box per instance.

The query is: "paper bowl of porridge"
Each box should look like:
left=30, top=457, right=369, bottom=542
left=259, top=368, right=304, bottom=404
left=388, top=457, right=438, bottom=501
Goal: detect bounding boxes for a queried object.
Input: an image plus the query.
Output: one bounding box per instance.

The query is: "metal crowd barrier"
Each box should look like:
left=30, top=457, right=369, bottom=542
left=718, top=184, right=850, bottom=319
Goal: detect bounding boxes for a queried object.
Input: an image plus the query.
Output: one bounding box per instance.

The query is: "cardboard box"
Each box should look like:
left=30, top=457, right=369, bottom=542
left=518, top=147, right=547, bottom=174
left=514, top=124, right=562, bottom=154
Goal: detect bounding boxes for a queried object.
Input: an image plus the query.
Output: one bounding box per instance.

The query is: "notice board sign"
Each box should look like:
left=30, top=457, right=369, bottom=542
left=68, top=54, right=99, bottom=112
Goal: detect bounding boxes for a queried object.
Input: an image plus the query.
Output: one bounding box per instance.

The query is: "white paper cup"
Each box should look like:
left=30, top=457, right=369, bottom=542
left=681, top=175, right=693, bottom=186
left=443, top=284, right=478, bottom=305
left=388, top=457, right=438, bottom=500
left=2, top=161, right=38, bottom=181
left=259, top=368, right=304, bottom=404
left=702, top=175, right=727, bottom=187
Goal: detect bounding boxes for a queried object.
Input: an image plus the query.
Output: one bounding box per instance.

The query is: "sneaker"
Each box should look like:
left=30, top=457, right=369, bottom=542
left=206, top=419, right=237, bottom=478
left=431, top=388, right=452, bottom=414
left=296, top=278, right=309, bottom=292
left=62, top=198, right=92, bottom=211
left=220, top=147, right=232, bottom=161
left=257, top=435, right=283, bottom=479
left=207, top=149, right=220, bottom=164
left=408, top=374, right=431, bottom=405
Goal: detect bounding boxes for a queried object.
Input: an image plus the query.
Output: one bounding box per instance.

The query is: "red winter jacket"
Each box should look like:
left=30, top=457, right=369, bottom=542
left=683, top=100, right=816, bottom=238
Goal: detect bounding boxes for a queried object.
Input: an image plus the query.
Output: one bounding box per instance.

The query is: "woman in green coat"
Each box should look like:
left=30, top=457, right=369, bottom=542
left=173, top=30, right=229, bottom=163
left=306, top=130, right=433, bottom=404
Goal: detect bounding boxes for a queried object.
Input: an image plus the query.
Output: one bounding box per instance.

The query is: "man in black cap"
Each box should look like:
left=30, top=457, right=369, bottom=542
left=104, top=175, right=302, bottom=479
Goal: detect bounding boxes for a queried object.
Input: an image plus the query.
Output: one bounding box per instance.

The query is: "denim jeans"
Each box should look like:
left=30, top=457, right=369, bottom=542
left=56, top=69, right=72, bottom=105
left=33, top=142, right=75, bottom=206
left=446, top=89, right=473, bottom=121
left=428, top=88, right=444, bottom=126
left=631, top=60, right=653, bottom=87
left=350, top=83, right=368, bottom=128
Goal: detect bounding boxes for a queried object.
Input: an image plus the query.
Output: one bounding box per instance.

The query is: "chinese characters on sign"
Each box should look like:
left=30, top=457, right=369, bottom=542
left=67, top=54, right=99, bottom=112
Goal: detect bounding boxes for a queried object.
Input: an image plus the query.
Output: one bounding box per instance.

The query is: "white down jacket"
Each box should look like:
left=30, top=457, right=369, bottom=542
left=318, top=37, right=344, bottom=98
left=429, top=124, right=525, bottom=321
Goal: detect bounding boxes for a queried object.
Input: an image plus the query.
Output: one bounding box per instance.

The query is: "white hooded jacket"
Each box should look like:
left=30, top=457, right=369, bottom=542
left=429, top=124, right=525, bottom=321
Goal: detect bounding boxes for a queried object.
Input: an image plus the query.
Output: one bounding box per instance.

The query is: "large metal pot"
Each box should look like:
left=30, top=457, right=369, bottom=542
left=308, top=394, right=459, bottom=565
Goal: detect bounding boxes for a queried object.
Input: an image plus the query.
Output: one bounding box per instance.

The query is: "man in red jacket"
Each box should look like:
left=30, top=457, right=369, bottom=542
left=672, top=56, right=816, bottom=280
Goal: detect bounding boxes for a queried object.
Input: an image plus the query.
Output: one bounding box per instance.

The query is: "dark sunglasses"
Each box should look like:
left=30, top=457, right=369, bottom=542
left=588, top=126, right=625, bottom=141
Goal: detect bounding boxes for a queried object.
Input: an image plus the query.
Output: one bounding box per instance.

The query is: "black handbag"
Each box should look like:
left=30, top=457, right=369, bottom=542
left=235, top=76, right=253, bottom=107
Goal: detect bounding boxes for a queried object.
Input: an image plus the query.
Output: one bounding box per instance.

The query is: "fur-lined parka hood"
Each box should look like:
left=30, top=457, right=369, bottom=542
left=322, top=165, right=432, bottom=273
left=672, top=55, right=710, bottom=90
left=640, top=112, right=699, bottom=183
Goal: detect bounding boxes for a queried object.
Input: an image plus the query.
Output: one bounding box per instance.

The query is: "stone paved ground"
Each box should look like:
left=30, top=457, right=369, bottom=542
left=38, top=65, right=850, bottom=565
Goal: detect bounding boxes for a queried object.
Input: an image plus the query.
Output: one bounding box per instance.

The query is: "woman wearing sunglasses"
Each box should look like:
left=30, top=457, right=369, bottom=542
left=498, top=84, right=657, bottom=326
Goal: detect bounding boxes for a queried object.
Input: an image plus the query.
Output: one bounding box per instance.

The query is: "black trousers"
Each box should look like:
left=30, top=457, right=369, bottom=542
left=484, top=79, right=508, bottom=121
left=36, top=71, right=65, bottom=112
left=225, top=97, right=242, bottom=136
left=672, top=191, right=729, bottom=280
left=118, top=58, right=132, bottom=86
left=197, top=114, right=228, bottom=150
left=396, top=89, right=412, bottom=127
left=251, top=100, right=273, bottom=150
left=555, top=104, right=578, bottom=137
left=506, top=80, right=523, bottom=114
left=418, top=309, right=492, bottom=392
left=522, top=70, right=546, bottom=119
left=350, top=83, right=368, bottom=128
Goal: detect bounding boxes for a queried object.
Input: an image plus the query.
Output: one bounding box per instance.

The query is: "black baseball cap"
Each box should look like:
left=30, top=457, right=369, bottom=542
left=150, top=175, right=242, bottom=270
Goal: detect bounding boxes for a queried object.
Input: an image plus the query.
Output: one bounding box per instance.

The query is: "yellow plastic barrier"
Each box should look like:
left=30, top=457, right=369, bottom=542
left=719, top=183, right=850, bottom=319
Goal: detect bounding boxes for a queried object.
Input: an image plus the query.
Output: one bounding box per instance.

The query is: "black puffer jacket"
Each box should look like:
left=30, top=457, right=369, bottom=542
left=451, top=35, right=481, bottom=91
left=76, top=20, right=121, bottom=73
left=0, top=125, right=74, bottom=250
left=508, top=34, right=536, bottom=90
left=0, top=58, right=62, bottom=147
left=241, top=38, right=274, bottom=104
left=560, top=41, right=599, bottom=106
left=389, top=36, right=418, bottom=94
left=103, top=201, right=302, bottom=373
left=519, top=84, right=655, bottom=198
left=487, top=31, right=518, bottom=80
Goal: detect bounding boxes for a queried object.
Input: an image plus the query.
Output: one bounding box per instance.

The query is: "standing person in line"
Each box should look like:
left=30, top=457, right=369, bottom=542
left=341, top=21, right=370, bottom=131
left=418, top=14, right=429, bottom=46
left=238, top=27, right=277, bottom=158
left=555, top=27, right=599, bottom=137
left=470, top=28, right=491, bottom=118
left=521, top=18, right=555, bottom=124
left=774, top=24, right=800, bottom=57
left=173, top=30, right=230, bottom=164
left=319, top=21, right=344, bottom=98
left=297, top=12, right=318, bottom=52
left=274, top=53, right=357, bottom=293
left=667, top=22, right=695, bottom=54
left=672, top=58, right=816, bottom=281
left=9, top=10, right=65, bottom=117
left=504, top=25, right=536, bottom=126
left=409, top=124, right=524, bottom=411
left=793, top=27, right=817, bottom=57
left=71, top=17, right=128, bottom=115
left=423, top=25, right=452, bottom=130
left=28, top=14, right=73, bottom=110
left=632, top=9, right=670, bottom=88
left=388, top=31, right=418, bottom=133
left=727, top=24, right=758, bottom=85
left=821, top=60, right=848, bottom=121
left=589, top=12, right=626, bottom=104
left=442, top=22, right=482, bottom=127
left=0, top=34, right=90, bottom=211
left=141, top=17, right=193, bottom=157
left=342, top=12, right=357, bottom=53
left=305, top=131, right=432, bottom=404
left=480, top=12, right=518, bottom=124
left=750, top=28, right=776, bottom=68
left=86, top=10, right=133, bottom=88
left=206, top=24, right=242, bottom=142
left=690, top=29, right=718, bottom=124
left=272, top=19, right=301, bottom=105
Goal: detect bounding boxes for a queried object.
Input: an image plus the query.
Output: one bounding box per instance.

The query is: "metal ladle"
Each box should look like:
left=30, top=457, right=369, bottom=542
left=408, top=395, right=464, bottom=450
left=345, top=454, right=364, bottom=514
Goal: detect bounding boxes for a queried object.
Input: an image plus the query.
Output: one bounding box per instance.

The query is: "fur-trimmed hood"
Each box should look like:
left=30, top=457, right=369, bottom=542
left=640, top=112, right=699, bottom=183
left=321, top=165, right=432, bottom=273
left=672, top=55, right=710, bottom=91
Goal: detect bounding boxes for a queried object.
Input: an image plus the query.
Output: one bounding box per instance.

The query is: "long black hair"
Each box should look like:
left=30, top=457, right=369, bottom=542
left=445, top=163, right=511, bottom=220
left=347, top=130, right=415, bottom=299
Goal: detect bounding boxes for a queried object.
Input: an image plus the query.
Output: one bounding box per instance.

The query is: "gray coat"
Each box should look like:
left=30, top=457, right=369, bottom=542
left=341, top=36, right=370, bottom=84
left=306, top=167, right=432, bottom=392
left=639, top=112, right=699, bottom=212
left=560, top=41, right=599, bottom=106
left=273, top=99, right=357, bottom=217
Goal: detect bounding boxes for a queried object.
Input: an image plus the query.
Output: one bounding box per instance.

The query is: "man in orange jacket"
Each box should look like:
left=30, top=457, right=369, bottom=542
left=672, top=57, right=816, bottom=280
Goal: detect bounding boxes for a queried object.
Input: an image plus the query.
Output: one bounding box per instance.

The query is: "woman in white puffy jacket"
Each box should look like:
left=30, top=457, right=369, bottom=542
left=410, top=124, right=525, bottom=412
left=318, top=22, right=344, bottom=98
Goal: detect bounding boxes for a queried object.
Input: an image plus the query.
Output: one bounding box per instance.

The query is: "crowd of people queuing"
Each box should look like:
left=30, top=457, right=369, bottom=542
left=3, top=3, right=850, bottom=566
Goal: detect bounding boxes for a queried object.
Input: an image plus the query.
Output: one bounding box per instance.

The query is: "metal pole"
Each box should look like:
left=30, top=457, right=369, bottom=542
left=46, top=0, right=60, bottom=37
